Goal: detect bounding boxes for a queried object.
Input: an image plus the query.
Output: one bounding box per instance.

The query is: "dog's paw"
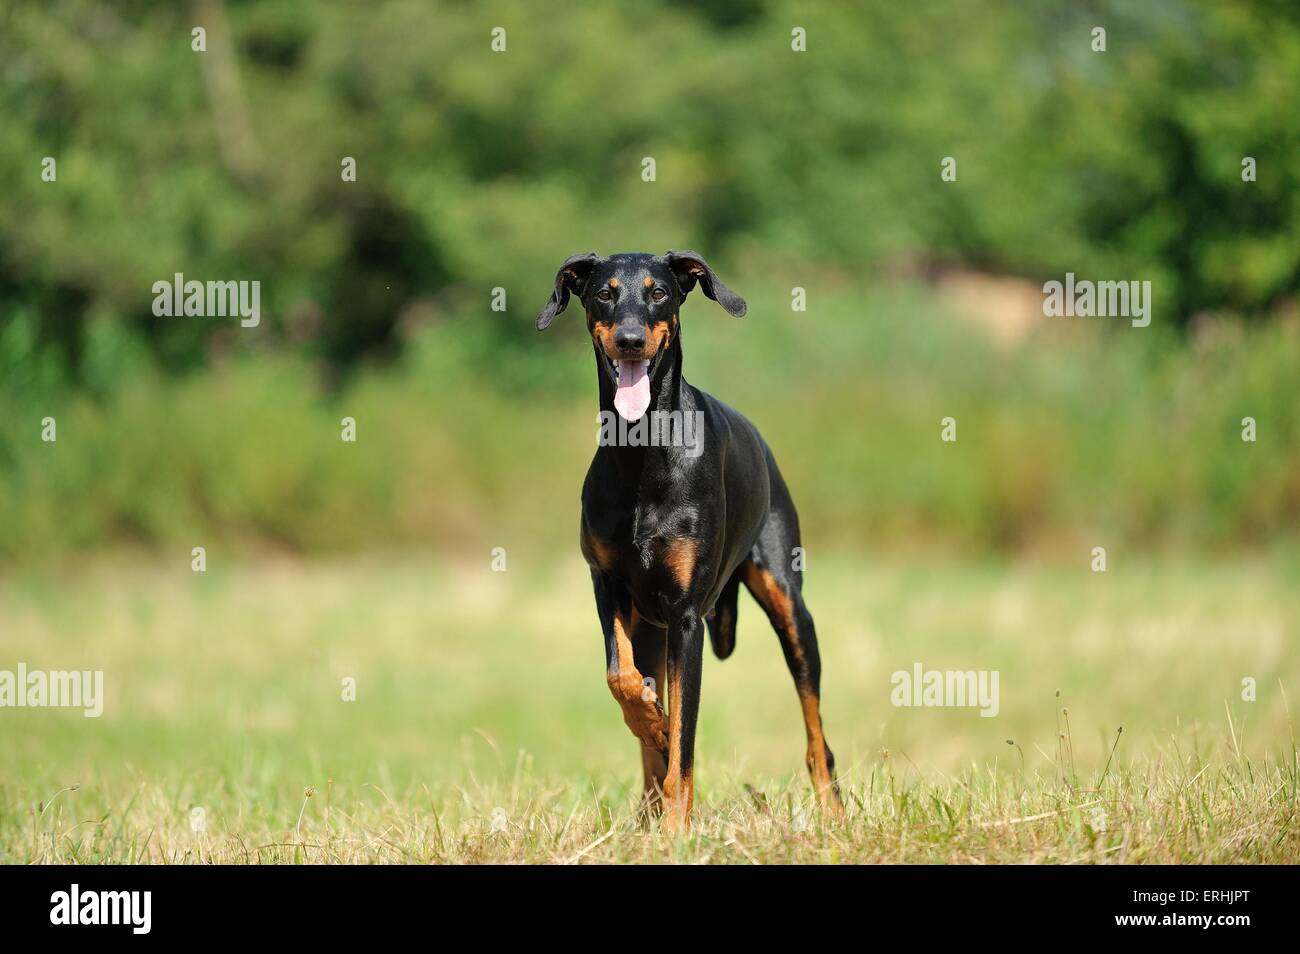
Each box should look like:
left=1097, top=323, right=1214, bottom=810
left=627, top=693, right=667, bottom=751
left=609, top=670, right=668, bottom=753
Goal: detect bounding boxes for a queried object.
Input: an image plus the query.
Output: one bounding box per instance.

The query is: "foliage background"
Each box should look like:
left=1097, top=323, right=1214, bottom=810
left=1, top=0, right=1297, bottom=560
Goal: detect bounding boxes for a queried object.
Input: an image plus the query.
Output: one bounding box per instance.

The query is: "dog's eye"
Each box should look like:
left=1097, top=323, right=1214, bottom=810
left=596, top=289, right=613, bottom=302
left=651, top=288, right=667, bottom=302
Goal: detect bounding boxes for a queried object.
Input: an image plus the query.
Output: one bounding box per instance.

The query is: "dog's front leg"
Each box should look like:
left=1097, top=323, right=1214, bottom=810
left=662, top=605, right=704, bottom=832
left=593, top=572, right=668, bottom=756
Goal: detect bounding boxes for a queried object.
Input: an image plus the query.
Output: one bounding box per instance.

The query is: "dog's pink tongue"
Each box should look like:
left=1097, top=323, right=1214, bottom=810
left=614, top=359, right=651, bottom=421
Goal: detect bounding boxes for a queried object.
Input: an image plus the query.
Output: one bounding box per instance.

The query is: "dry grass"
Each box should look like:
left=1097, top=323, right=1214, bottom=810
left=12, top=755, right=1299, bottom=864
left=1, top=552, right=1297, bottom=863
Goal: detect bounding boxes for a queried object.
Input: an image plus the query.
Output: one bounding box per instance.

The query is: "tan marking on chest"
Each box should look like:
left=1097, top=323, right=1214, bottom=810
left=660, top=538, right=698, bottom=589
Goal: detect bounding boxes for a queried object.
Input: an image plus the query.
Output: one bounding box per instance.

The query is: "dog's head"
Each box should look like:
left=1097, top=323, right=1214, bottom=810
left=535, top=251, right=745, bottom=420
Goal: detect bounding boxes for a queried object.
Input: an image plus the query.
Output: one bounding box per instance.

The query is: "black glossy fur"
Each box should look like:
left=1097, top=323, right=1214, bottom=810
left=536, top=250, right=841, bottom=827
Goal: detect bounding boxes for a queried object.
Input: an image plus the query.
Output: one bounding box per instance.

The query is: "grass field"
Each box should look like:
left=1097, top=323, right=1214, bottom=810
left=2, top=551, right=1297, bottom=864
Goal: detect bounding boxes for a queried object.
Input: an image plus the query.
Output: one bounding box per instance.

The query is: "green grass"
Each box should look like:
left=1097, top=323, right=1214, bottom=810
left=2, top=553, right=1296, bottom=863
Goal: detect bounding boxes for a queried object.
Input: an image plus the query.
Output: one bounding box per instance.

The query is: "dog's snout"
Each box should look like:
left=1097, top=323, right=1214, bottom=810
left=614, top=326, right=646, bottom=353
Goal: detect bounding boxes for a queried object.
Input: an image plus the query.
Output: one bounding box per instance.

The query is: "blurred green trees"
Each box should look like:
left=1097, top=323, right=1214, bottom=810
left=2, top=0, right=1297, bottom=384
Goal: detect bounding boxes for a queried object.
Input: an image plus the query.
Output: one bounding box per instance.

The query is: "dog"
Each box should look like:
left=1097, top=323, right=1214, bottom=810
left=536, top=250, right=842, bottom=830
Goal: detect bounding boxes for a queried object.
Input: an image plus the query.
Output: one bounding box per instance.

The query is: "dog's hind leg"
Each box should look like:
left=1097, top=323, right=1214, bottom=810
left=740, top=480, right=843, bottom=813
left=742, top=555, right=842, bottom=813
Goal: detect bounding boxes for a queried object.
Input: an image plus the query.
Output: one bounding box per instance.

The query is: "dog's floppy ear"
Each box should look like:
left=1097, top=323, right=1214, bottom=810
left=665, top=250, right=746, bottom=317
left=536, top=252, right=599, bottom=330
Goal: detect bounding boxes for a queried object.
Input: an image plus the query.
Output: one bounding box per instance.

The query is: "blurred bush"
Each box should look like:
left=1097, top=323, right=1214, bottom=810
left=1, top=277, right=1296, bottom=562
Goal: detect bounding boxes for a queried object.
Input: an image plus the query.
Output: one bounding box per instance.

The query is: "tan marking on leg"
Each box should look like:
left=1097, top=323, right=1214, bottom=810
left=744, top=564, right=843, bottom=814
left=640, top=635, right=668, bottom=815
left=661, top=538, right=697, bottom=590
left=606, top=610, right=667, bottom=751
left=800, top=689, right=842, bottom=813
left=742, top=564, right=798, bottom=647
left=661, top=663, right=694, bottom=832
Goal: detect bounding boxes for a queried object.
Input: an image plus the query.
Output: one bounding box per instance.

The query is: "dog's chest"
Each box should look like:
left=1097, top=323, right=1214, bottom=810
left=584, top=495, right=699, bottom=579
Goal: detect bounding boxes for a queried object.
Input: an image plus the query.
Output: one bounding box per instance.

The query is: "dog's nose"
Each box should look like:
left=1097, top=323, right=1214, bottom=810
left=614, top=326, right=646, bottom=353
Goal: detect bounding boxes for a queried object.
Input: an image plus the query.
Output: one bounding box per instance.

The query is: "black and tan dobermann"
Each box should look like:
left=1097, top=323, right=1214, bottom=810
left=536, top=250, right=841, bottom=830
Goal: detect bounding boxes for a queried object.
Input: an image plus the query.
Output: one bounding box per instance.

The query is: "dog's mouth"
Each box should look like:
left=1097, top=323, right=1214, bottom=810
left=603, top=343, right=667, bottom=422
